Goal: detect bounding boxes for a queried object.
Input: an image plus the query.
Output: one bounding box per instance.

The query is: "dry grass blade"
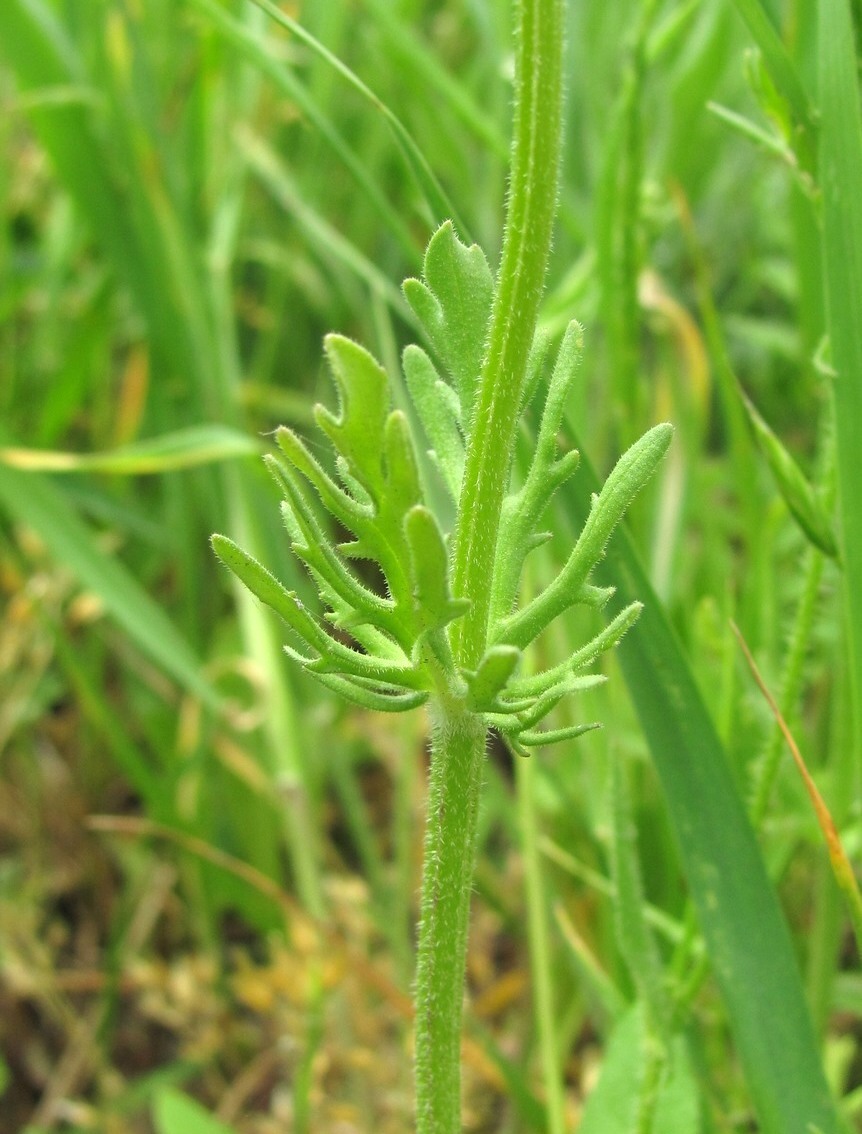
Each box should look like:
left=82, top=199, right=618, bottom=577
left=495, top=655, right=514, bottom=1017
left=731, top=622, right=862, bottom=952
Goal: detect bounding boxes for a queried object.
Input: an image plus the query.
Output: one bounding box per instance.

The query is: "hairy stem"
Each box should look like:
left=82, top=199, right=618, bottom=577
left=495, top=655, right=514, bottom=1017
left=414, top=702, right=487, bottom=1134
left=451, top=0, right=565, bottom=668
left=414, top=2, right=566, bottom=1130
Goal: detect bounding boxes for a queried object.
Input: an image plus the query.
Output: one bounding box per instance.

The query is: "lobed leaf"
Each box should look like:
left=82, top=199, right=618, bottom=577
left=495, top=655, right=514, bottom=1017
left=315, top=334, right=391, bottom=504
left=493, top=322, right=584, bottom=620
left=498, top=423, right=672, bottom=649
left=403, top=220, right=494, bottom=429
left=308, top=671, right=429, bottom=713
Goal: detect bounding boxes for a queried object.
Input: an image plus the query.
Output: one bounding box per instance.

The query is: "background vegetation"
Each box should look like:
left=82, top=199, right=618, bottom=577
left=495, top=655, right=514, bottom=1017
left=0, top=0, right=859, bottom=1131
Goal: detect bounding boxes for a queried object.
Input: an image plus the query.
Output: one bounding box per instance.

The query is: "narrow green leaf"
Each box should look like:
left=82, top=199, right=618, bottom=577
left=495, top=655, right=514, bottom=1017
left=187, top=0, right=420, bottom=262
left=213, top=535, right=420, bottom=688
left=819, top=0, right=862, bottom=766
left=0, top=426, right=260, bottom=476
left=559, top=444, right=841, bottom=1134
left=729, top=0, right=817, bottom=148
left=275, top=426, right=367, bottom=529
left=464, top=645, right=522, bottom=712
left=404, top=505, right=468, bottom=632
left=402, top=344, right=465, bottom=500
left=244, top=0, right=470, bottom=235
left=316, top=334, right=391, bottom=502
left=517, top=721, right=600, bottom=747
left=309, top=670, right=429, bottom=713
left=383, top=411, right=423, bottom=521
left=739, top=390, right=838, bottom=558
left=609, top=759, right=670, bottom=1038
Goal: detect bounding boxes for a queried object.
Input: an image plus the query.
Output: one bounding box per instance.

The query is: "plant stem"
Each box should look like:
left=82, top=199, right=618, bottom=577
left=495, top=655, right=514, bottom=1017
left=414, top=700, right=487, bottom=1134
left=451, top=0, right=565, bottom=669
left=414, top=2, right=566, bottom=1129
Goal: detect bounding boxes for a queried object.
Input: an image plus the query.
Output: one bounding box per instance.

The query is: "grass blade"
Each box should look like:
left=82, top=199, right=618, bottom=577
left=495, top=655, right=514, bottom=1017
left=818, top=0, right=862, bottom=772
left=557, top=439, right=841, bottom=1134
left=0, top=426, right=260, bottom=475
left=243, top=0, right=470, bottom=237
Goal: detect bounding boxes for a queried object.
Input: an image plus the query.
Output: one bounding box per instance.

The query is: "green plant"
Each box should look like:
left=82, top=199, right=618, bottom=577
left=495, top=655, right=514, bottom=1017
left=212, top=0, right=670, bottom=1128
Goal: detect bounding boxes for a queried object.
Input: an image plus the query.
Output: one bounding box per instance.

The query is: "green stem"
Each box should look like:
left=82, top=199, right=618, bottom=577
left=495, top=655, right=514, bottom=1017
left=413, top=3, right=566, bottom=1129
left=451, top=0, right=565, bottom=668
left=414, top=701, right=487, bottom=1134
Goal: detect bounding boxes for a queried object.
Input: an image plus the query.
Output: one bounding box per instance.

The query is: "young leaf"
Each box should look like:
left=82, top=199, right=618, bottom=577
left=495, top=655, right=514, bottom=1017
left=493, top=321, right=584, bottom=619
left=740, top=388, right=838, bottom=558
left=464, top=645, right=522, bottom=712
left=403, top=220, right=494, bottom=427
left=402, top=343, right=465, bottom=500
left=315, top=334, right=391, bottom=503
left=498, top=424, right=672, bottom=649
left=404, top=505, right=469, bottom=634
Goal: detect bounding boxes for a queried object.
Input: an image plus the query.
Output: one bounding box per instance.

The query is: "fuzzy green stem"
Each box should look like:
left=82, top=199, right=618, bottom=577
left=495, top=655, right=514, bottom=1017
left=414, top=3, right=566, bottom=1129
left=451, top=0, right=565, bottom=669
left=414, top=702, right=487, bottom=1134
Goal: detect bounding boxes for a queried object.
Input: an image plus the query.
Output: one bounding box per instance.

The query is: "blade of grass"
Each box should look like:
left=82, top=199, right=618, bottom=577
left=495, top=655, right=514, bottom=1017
left=187, top=0, right=421, bottom=263
left=359, top=0, right=508, bottom=160
left=732, top=621, right=862, bottom=953
left=238, top=127, right=409, bottom=314
left=818, top=0, right=862, bottom=778
left=0, top=425, right=261, bottom=475
left=728, top=0, right=817, bottom=144
left=556, top=435, right=842, bottom=1134
left=242, top=0, right=470, bottom=237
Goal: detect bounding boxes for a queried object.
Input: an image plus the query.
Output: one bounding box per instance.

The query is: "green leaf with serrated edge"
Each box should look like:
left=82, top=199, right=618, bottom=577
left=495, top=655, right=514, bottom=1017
left=309, top=670, right=429, bottom=713
left=494, top=322, right=584, bottom=620
left=277, top=424, right=412, bottom=607
left=403, top=220, right=493, bottom=426
left=518, top=721, right=601, bottom=746
left=498, top=423, right=672, bottom=650
left=402, top=344, right=464, bottom=500
left=464, top=646, right=522, bottom=711
left=404, top=505, right=469, bottom=632
left=740, top=389, right=838, bottom=558
left=315, top=334, right=390, bottom=503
